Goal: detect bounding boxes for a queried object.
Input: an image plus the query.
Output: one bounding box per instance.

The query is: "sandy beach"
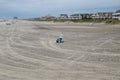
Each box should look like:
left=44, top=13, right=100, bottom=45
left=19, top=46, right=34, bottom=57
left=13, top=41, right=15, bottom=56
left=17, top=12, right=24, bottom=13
left=0, top=20, right=120, bottom=80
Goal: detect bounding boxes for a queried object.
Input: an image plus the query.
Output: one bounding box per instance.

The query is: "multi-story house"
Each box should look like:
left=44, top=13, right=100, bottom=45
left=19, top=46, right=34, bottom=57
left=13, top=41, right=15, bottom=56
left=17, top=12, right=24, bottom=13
left=70, top=14, right=82, bottom=20
left=92, top=12, right=113, bottom=19
left=59, top=14, right=68, bottom=20
left=112, top=10, right=120, bottom=20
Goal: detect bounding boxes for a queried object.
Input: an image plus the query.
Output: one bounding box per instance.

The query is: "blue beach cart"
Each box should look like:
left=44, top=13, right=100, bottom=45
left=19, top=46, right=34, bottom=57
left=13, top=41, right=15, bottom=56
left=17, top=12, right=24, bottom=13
left=56, top=34, right=64, bottom=43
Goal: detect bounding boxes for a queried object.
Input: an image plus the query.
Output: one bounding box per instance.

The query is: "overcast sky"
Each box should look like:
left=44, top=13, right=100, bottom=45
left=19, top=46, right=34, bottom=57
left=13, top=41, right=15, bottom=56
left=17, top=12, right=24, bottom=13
left=0, top=0, right=120, bottom=18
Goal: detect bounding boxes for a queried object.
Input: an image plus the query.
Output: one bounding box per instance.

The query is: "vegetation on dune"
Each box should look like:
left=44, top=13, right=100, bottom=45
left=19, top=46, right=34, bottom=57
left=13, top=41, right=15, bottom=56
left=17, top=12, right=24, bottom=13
left=54, top=19, right=120, bottom=24
left=69, top=18, right=103, bottom=23
left=105, top=19, right=120, bottom=24
left=28, top=18, right=120, bottom=24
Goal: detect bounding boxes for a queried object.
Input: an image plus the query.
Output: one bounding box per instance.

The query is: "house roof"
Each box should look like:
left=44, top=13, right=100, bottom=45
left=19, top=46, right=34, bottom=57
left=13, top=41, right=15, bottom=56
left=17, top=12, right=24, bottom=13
left=116, top=10, right=120, bottom=13
left=70, top=14, right=81, bottom=16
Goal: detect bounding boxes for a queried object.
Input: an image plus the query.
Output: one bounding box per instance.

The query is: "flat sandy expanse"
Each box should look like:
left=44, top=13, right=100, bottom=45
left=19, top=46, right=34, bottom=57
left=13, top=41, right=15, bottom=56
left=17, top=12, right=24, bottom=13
left=0, top=20, right=120, bottom=80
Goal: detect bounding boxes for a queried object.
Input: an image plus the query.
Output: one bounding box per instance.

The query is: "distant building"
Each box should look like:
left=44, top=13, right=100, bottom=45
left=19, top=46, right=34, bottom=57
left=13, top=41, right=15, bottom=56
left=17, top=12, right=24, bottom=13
left=13, top=17, right=18, bottom=19
left=70, top=14, right=82, bottom=20
left=41, top=14, right=56, bottom=20
left=92, top=12, right=113, bottom=19
left=59, top=14, right=68, bottom=20
left=81, top=14, right=93, bottom=19
left=112, top=10, right=120, bottom=20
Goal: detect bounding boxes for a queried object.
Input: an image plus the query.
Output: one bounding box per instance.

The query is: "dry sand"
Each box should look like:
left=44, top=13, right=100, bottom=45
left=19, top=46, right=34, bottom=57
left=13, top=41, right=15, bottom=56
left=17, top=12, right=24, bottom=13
left=0, top=20, right=120, bottom=80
